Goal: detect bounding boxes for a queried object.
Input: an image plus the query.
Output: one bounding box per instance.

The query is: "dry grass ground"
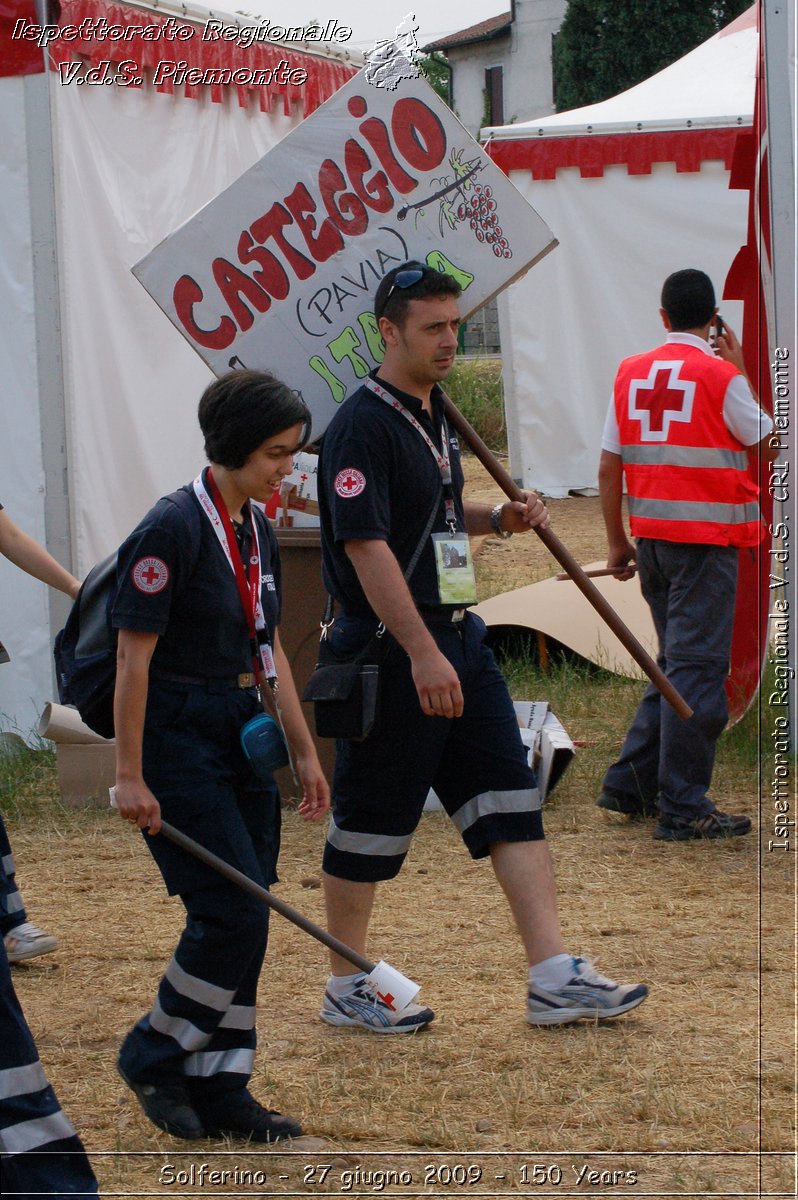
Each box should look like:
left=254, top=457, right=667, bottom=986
left=3, top=456, right=794, bottom=1198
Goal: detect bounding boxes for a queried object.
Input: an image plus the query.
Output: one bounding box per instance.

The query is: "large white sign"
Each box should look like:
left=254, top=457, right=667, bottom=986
left=134, top=66, right=557, bottom=436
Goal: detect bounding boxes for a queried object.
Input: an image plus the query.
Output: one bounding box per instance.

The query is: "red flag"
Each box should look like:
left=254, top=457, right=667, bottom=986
left=723, top=0, right=774, bottom=722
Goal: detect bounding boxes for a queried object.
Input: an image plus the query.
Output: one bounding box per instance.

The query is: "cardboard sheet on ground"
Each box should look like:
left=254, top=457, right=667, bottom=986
left=133, top=63, right=557, bottom=437
left=474, top=563, right=657, bottom=680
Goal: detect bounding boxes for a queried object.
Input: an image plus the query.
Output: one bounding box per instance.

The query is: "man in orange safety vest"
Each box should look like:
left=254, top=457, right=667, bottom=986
left=597, top=268, right=773, bottom=841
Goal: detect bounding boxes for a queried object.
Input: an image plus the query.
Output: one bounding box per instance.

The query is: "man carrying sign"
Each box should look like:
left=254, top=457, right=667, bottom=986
left=316, top=262, right=648, bottom=1031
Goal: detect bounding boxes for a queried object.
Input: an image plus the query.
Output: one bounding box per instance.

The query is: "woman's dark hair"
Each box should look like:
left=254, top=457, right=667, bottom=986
left=198, top=370, right=311, bottom=469
left=660, top=269, right=716, bottom=331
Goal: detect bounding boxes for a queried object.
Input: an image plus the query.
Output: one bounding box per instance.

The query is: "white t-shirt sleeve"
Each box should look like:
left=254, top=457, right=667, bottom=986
left=600, top=395, right=621, bottom=455
left=723, top=374, right=773, bottom=446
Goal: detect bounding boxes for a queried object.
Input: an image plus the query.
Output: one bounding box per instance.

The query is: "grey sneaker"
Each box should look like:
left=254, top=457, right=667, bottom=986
left=527, top=957, right=648, bottom=1026
left=4, top=922, right=59, bottom=963
left=654, top=810, right=751, bottom=841
left=321, top=975, right=434, bottom=1033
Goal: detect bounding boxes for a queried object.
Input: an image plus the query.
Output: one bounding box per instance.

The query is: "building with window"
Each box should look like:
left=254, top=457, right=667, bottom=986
left=424, top=0, right=567, bottom=139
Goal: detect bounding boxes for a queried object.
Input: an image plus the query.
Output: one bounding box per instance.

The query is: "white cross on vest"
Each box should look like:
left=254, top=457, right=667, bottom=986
left=628, top=360, right=696, bottom=441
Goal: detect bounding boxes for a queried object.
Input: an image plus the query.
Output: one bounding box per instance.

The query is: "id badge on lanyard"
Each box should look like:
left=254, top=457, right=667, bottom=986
left=365, top=378, right=477, bottom=605
left=432, top=532, right=477, bottom=605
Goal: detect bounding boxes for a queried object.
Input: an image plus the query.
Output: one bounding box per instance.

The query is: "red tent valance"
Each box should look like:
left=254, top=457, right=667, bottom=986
left=2, top=0, right=357, bottom=113
left=486, top=127, right=751, bottom=179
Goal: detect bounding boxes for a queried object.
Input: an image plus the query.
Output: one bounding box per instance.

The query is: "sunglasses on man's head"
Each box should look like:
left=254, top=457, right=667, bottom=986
left=379, top=263, right=441, bottom=316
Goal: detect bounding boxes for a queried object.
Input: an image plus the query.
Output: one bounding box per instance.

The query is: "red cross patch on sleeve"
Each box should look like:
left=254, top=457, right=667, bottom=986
left=334, top=468, right=367, bottom=499
left=132, top=557, right=170, bottom=594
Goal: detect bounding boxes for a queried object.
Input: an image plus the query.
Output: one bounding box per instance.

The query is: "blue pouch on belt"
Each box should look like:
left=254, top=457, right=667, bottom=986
left=240, top=713, right=289, bottom=779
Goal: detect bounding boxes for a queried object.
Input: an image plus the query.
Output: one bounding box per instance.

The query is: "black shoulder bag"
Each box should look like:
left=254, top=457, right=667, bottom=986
left=303, top=500, right=441, bottom=741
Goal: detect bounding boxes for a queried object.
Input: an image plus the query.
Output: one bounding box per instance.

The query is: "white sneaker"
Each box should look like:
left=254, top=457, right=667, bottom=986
left=4, top=922, right=59, bottom=963
left=320, top=975, right=434, bottom=1033
left=527, top=957, right=648, bottom=1025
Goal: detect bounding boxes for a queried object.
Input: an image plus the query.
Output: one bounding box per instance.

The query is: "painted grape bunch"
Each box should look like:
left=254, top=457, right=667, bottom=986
left=456, top=183, right=512, bottom=259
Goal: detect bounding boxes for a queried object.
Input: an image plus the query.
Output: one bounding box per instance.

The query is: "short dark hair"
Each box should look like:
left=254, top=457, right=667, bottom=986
left=198, top=370, right=311, bottom=469
left=661, top=269, right=716, bottom=331
left=374, top=260, right=462, bottom=326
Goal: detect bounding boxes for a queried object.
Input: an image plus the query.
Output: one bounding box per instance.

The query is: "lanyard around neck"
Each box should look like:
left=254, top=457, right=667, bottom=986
left=193, top=468, right=268, bottom=672
left=365, top=377, right=457, bottom=530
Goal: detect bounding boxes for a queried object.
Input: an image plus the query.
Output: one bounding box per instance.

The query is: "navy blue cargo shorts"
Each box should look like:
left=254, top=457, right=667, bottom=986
left=322, top=610, right=544, bottom=883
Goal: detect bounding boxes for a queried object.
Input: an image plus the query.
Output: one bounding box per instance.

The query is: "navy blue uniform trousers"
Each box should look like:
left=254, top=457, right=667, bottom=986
left=118, top=681, right=281, bottom=1098
left=0, top=814, right=26, bottom=937
left=0, top=940, right=98, bottom=1197
left=602, top=539, right=738, bottom=819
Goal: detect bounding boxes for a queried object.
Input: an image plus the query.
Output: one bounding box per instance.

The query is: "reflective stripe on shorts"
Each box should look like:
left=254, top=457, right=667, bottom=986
left=450, top=788, right=541, bottom=837
left=326, top=817, right=414, bottom=858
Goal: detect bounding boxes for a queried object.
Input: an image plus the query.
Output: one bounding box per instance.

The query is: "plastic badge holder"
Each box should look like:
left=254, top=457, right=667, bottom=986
left=240, top=713, right=289, bottom=779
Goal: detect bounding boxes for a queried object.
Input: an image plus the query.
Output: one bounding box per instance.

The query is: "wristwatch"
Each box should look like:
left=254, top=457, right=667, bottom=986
left=490, top=503, right=512, bottom=539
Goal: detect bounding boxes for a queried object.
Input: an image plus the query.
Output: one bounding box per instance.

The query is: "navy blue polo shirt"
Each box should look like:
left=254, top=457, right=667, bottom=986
left=318, top=372, right=466, bottom=613
left=111, top=479, right=281, bottom=678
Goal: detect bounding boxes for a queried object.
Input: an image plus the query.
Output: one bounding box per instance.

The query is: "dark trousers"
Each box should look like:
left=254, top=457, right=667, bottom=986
left=0, top=814, right=26, bottom=936
left=602, top=539, right=738, bottom=819
left=118, top=682, right=280, bottom=1097
left=0, top=940, right=98, bottom=1197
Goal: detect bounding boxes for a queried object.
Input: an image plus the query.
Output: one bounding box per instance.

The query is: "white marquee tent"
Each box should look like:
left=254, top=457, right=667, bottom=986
left=0, top=0, right=357, bottom=735
left=483, top=5, right=759, bottom=498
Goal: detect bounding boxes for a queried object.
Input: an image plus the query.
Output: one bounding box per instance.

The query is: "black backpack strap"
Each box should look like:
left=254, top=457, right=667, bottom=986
left=320, top=475, right=443, bottom=632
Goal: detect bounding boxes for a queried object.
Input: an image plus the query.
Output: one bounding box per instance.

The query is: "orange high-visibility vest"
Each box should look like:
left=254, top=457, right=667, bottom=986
left=614, top=343, right=763, bottom=547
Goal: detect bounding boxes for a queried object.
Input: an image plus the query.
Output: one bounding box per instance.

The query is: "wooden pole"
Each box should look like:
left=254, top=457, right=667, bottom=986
left=443, top=395, right=692, bottom=720
left=159, top=821, right=375, bottom=974
left=555, top=567, right=637, bottom=580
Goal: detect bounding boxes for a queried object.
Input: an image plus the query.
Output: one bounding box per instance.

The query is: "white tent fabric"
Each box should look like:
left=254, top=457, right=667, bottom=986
left=0, top=77, right=53, bottom=736
left=483, top=8, right=757, bottom=497
left=0, top=1, right=355, bottom=736
left=53, top=80, right=298, bottom=573
left=485, top=10, right=757, bottom=137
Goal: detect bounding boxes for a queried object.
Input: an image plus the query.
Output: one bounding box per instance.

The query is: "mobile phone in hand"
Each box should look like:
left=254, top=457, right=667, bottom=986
left=715, top=314, right=725, bottom=340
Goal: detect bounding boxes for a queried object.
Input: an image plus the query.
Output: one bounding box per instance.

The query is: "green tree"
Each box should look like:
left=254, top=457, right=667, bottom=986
left=418, top=51, right=451, bottom=105
left=553, top=0, right=752, bottom=112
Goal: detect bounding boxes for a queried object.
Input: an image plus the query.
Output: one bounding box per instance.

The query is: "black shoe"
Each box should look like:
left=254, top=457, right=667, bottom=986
left=195, top=1089, right=303, bottom=1142
left=654, top=810, right=752, bottom=841
left=117, top=1064, right=206, bottom=1139
left=597, top=791, right=657, bottom=818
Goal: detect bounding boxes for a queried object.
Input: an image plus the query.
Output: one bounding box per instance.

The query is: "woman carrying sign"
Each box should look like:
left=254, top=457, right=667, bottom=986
left=111, top=370, right=329, bottom=1142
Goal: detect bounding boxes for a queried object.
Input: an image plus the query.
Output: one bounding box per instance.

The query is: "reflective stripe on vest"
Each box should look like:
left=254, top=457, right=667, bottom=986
left=616, top=344, right=763, bottom=547
left=628, top=497, right=762, bottom=526
left=622, top=445, right=749, bottom=470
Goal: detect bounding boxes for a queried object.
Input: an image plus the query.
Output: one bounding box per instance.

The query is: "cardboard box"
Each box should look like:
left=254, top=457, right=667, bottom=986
left=512, top=701, right=576, bottom=801
left=56, top=743, right=116, bottom=808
